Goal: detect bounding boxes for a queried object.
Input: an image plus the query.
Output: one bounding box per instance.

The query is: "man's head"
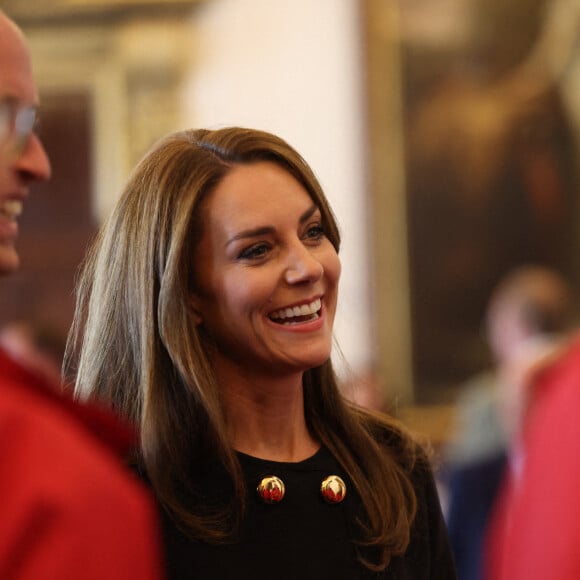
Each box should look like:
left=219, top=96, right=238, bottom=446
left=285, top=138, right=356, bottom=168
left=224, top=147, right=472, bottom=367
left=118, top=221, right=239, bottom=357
left=0, top=11, right=51, bottom=275
left=486, top=265, right=575, bottom=365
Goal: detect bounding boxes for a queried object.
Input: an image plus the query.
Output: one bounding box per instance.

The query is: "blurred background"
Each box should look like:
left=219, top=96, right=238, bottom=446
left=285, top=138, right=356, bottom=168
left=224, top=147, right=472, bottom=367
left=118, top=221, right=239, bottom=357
left=2, top=0, right=580, bottom=445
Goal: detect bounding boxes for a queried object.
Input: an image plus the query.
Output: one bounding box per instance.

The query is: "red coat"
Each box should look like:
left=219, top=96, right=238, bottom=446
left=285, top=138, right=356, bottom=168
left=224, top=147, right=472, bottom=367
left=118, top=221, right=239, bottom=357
left=0, top=348, right=162, bottom=579
left=486, top=338, right=580, bottom=579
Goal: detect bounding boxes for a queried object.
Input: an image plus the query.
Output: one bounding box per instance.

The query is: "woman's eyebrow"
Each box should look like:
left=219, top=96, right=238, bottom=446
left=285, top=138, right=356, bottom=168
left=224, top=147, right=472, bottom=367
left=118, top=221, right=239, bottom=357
left=225, top=226, right=275, bottom=248
left=299, top=204, right=319, bottom=224
left=225, top=204, right=319, bottom=248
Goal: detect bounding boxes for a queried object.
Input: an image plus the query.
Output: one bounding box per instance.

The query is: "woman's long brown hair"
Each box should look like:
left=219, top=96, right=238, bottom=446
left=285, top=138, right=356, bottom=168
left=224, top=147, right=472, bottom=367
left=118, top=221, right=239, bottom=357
left=65, top=127, right=420, bottom=571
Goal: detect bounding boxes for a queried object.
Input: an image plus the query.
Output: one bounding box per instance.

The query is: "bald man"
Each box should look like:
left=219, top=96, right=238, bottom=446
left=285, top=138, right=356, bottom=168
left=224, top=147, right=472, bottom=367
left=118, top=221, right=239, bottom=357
left=0, top=12, right=162, bottom=579
left=0, top=13, right=51, bottom=274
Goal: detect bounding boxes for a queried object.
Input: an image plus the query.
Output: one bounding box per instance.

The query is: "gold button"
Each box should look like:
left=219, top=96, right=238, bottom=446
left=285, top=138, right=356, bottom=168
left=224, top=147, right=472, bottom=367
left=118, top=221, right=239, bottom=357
left=320, top=475, right=346, bottom=504
left=257, top=476, right=285, bottom=504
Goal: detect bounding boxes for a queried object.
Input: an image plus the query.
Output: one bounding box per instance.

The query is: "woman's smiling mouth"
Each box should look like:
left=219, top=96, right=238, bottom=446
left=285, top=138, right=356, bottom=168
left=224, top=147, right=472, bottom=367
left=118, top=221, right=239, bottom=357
left=268, top=298, right=322, bottom=325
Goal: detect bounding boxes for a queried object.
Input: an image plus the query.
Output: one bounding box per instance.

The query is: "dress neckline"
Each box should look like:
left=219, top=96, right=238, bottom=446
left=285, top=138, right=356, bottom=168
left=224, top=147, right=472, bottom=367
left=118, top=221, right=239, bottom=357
left=236, top=446, right=330, bottom=471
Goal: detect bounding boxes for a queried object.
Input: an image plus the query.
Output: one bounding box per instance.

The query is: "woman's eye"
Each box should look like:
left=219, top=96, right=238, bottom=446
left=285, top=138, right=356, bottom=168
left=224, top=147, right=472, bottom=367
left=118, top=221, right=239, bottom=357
left=304, top=224, right=325, bottom=241
left=238, top=243, right=270, bottom=260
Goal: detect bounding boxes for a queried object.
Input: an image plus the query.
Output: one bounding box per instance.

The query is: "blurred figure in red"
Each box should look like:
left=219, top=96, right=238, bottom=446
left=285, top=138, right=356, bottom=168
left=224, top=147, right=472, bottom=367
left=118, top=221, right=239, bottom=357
left=444, top=265, right=576, bottom=580
left=486, top=319, right=580, bottom=578
left=0, top=10, right=162, bottom=579
left=0, top=319, right=64, bottom=388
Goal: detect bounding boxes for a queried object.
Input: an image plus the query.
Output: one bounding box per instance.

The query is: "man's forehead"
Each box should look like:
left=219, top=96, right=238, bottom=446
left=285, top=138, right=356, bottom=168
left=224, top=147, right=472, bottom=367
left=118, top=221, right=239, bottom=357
left=0, top=15, right=37, bottom=104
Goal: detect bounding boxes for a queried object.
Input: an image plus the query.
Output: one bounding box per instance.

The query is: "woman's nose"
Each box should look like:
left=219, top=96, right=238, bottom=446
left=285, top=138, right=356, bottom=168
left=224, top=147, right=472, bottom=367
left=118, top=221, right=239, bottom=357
left=284, top=243, right=324, bottom=285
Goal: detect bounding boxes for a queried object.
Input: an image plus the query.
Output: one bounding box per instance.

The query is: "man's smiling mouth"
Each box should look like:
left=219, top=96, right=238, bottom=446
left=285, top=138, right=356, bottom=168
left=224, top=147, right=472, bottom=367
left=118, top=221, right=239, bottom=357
left=0, top=200, right=23, bottom=221
left=268, top=298, right=322, bottom=325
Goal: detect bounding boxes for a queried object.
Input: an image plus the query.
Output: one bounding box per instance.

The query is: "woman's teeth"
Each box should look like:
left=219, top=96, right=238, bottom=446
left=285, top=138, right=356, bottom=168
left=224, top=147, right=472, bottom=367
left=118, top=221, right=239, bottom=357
left=269, top=298, right=322, bottom=324
left=0, top=200, right=23, bottom=220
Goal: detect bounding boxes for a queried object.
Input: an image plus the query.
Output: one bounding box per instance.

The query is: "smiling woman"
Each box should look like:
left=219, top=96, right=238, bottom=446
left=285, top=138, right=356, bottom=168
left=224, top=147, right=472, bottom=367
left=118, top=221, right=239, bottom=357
left=65, top=126, right=457, bottom=579
left=190, top=161, right=341, bottom=384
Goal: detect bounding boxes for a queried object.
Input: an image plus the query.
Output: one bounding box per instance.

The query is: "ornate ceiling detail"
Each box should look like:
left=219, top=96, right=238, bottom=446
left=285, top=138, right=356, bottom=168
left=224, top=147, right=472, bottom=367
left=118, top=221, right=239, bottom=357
left=3, top=0, right=207, bottom=24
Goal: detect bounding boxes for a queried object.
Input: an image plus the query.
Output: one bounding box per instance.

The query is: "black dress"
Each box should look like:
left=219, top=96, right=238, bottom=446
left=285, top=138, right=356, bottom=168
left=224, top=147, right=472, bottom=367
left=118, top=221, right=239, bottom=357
left=157, top=446, right=457, bottom=580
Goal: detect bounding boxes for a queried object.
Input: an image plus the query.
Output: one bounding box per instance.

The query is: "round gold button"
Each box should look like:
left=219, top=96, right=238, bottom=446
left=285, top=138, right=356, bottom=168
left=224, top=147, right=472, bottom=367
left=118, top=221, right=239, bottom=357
left=257, top=476, right=285, bottom=504
left=320, top=475, right=346, bottom=504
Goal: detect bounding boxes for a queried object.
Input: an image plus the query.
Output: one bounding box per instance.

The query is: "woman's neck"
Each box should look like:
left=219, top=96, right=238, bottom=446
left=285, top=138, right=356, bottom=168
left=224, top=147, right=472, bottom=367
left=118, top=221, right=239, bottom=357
left=217, top=367, right=319, bottom=462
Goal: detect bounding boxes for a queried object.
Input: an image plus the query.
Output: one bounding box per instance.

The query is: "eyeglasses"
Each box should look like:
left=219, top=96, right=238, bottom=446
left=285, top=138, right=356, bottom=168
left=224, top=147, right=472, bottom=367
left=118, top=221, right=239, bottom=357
left=0, top=98, right=39, bottom=156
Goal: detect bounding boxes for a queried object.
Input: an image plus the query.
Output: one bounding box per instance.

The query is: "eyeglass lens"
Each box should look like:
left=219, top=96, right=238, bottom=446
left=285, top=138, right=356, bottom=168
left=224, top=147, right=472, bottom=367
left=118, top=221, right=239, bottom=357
left=0, top=99, right=38, bottom=154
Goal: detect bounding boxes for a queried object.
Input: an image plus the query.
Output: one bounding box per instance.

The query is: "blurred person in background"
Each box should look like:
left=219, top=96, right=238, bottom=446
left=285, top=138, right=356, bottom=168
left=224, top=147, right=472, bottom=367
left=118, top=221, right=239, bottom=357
left=485, top=282, right=580, bottom=578
left=443, top=265, right=576, bottom=580
left=0, top=10, right=161, bottom=579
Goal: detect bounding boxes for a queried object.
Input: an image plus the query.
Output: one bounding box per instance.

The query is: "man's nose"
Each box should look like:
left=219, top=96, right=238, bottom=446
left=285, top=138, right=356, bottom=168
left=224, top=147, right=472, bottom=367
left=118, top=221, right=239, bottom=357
left=15, top=133, right=52, bottom=183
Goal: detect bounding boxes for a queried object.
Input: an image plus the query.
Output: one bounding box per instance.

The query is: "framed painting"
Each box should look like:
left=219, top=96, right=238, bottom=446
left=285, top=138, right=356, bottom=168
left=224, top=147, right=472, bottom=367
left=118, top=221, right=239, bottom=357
left=364, top=0, right=580, bottom=404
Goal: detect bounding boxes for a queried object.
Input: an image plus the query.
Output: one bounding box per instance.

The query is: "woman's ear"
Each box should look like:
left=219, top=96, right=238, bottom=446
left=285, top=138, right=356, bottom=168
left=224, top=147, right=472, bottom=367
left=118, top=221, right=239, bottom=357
left=190, top=294, right=203, bottom=326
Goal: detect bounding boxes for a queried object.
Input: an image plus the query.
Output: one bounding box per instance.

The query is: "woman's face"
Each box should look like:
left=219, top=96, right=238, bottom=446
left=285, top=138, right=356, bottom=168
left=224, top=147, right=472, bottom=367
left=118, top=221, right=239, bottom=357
left=191, top=161, right=341, bottom=378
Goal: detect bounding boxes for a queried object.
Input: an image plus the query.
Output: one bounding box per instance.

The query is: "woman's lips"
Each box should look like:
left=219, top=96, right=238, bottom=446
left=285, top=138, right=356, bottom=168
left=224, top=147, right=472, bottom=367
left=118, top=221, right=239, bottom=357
left=268, top=298, right=322, bottom=325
